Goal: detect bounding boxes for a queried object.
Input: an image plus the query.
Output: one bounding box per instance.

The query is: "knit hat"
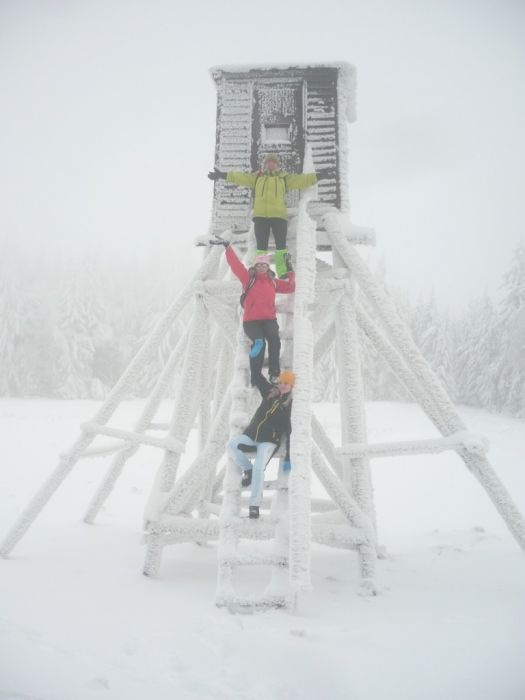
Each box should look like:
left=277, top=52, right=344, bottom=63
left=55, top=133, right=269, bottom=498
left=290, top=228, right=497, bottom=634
left=254, top=254, right=271, bottom=265
left=263, top=153, right=280, bottom=166
left=278, top=370, right=295, bottom=387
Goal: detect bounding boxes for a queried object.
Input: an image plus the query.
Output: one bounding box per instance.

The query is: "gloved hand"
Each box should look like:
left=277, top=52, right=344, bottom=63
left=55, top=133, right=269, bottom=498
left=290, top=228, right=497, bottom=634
left=316, top=168, right=336, bottom=181
left=209, top=235, right=229, bottom=247
left=208, top=168, right=227, bottom=181
left=282, top=460, right=292, bottom=473
left=284, top=253, right=294, bottom=273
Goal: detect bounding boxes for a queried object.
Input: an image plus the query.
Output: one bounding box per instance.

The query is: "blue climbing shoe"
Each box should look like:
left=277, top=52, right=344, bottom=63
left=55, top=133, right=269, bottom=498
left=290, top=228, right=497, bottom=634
left=249, top=338, right=264, bottom=358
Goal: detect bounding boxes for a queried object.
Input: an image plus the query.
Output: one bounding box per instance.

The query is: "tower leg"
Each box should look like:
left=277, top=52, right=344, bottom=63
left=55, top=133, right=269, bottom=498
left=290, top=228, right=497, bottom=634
left=334, top=280, right=377, bottom=590
left=288, top=194, right=317, bottom=597
left=144, top=292, right=210, bottom=527
left=1, top=434, right=93, bottom=557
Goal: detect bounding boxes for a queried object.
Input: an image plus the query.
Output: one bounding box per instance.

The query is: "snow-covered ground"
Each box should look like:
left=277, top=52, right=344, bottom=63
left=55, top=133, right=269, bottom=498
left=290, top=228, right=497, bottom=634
left=1, top=399, right=524, bottom=700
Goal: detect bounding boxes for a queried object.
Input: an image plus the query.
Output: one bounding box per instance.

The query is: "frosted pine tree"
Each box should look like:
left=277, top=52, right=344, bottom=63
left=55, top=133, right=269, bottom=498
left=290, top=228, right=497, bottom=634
left=456, top=295, right=500, bottom=409
left=417, top=293, right=457, bottom=400
left=494, top=242, right=525, bottom=416
left=55, top=267, right=97, bottom=399
left=0, top=262, right=23, bottom=395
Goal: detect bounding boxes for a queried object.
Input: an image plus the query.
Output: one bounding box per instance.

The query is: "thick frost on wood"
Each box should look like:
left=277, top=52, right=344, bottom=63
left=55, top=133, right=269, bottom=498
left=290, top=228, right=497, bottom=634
left=288, top=175, right=318, bottom=594
left=325, top=212, right=525, bottom=555
left=338, top=432, right=490, bottom=459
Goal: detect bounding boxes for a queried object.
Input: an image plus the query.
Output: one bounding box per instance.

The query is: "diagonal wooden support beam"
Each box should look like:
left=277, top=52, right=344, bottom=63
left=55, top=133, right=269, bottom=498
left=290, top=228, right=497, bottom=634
left=311, top=443, right=375, bottom=542
left=311, top=412, right=343, bottom=479
left=157, top=388, right=232, bottom=518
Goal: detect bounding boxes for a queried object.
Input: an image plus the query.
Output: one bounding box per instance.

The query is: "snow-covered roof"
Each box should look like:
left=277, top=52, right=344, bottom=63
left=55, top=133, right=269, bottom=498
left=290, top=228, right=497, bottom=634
left=209, top=61, right=357, bottom=123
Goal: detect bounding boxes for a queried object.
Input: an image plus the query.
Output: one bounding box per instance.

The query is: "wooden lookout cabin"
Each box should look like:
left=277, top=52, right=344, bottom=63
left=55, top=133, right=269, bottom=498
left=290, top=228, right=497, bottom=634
left=209, top=63, right=360, bottom=248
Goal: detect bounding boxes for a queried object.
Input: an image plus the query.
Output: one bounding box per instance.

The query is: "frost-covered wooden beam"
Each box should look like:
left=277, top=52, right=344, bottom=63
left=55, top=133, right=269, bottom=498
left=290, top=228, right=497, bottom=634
left=355, top=304, right=450, bottom=435
left=80, top=422, right=185, bottom=453
left=314, top=278, right=348, bottom=294
left=143, top=295, right=211, bottom=532
left=289, top=182, right=318, bottom=596
left=201, top=279, right=238, bottom=297
left=144, top=393, right=232, bottom=576
left=311, top=413, right=343, bottom=479
left=338, top=432, right=489, bottom=460
left=67, top=441, right=124, bottom=460
left=161, top=388, right=232, bottom=517
left=310, top=444, right=374, bottom=542
left=147, top=422, right=171, bottom=431
left=153, top=515, right=365, bottom=550
left=202, top=295, right=238, bottom=349
left=311, top=444, right=376, bottom=592
left=216, top=324, right=253, bottom=602
left=334, top=281, right=376, bottom=532
left=313, top=321, right=336, bottom=367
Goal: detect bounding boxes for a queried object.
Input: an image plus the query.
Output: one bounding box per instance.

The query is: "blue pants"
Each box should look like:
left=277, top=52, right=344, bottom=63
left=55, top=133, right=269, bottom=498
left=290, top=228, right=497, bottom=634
left=227, top=435, right=276, bottom=507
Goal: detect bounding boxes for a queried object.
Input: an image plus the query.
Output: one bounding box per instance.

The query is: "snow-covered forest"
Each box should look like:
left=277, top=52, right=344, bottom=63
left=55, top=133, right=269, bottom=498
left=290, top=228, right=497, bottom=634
left=2, top=242, right=524, bottom=417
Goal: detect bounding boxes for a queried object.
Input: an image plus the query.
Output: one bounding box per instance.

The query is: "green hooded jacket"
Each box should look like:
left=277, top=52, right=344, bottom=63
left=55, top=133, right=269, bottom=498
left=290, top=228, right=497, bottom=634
left=226, top=170, right=317, bottom=220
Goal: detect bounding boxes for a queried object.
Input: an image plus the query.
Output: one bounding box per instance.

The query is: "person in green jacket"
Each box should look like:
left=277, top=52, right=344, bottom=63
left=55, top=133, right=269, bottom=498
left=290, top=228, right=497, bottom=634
left=208, top=153, right=332, bottom=278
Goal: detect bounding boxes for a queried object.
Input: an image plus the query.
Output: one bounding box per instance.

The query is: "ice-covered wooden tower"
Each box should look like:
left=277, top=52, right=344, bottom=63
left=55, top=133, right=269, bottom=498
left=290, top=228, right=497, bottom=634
left=2, top=62, right=525, bottom=611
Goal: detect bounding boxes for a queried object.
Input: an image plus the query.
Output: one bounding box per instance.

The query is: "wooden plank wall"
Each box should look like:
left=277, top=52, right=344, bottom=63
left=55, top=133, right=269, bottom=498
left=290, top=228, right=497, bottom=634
left=305, top=68, right=340, bottom=217
left=212, top=80, right=253, bottom=235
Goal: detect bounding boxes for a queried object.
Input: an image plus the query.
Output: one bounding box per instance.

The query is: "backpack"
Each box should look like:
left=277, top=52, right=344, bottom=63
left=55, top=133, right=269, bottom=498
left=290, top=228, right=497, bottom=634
left=240, top=269, right=276, bottom=308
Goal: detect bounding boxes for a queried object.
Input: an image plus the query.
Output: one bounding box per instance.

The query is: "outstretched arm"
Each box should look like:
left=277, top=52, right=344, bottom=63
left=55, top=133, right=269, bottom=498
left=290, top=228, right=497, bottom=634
left=253, top=373, right=273, bottom=399
left=225, top=245, right=249, bottom=286
left=275, top=272, right=295, bottom=294
left=226, top=172, right=258, bottom=188
left=285, top=173, right=318, bottom=190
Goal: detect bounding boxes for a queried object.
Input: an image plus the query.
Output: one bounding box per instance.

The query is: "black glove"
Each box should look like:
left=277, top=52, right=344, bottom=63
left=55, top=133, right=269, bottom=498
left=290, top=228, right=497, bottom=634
left=316, top=168, right=336, bottom=181
left=208, top=168, right=227, bottom=181
left=284, top=252, right=294, bottom=273
left=209, top=235, right=229, bottom=247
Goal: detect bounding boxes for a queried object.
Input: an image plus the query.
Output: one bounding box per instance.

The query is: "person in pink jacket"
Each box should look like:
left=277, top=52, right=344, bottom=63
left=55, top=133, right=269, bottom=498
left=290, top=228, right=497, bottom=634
left=213, top=237, right=295, bottom=385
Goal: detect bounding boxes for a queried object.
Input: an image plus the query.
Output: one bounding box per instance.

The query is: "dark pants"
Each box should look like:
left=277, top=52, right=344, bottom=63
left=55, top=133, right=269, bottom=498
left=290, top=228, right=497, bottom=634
left=243, top=319, right=281, bottom=384
left=254, top=217, right=288, bottom=251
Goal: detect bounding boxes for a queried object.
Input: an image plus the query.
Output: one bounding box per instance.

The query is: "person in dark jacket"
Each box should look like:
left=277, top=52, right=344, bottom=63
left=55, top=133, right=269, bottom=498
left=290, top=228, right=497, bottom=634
left=227, top=371, right=295, bottom=519
left=214, top=238, right=295, bottom=385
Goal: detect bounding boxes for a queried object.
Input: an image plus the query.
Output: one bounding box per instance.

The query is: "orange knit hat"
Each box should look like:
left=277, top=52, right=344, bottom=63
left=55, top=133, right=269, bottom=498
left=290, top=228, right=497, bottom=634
left=278, top=370, right=295, bottom=387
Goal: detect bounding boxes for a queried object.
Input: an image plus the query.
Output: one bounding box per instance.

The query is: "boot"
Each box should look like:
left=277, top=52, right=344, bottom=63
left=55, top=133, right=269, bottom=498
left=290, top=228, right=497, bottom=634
left=241, top=470, right=252, bottom=488
left=249, top=506, right=260, bottom=519
left=274, top=249, right=288, bottom=279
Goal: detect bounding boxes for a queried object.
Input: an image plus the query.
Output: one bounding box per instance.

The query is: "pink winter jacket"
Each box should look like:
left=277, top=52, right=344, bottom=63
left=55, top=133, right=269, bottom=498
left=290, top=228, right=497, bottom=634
left=225, top=246, right=295, bottom=322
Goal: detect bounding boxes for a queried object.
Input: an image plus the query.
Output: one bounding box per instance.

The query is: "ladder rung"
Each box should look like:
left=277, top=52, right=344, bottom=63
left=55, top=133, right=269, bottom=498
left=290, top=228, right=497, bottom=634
left=216, top=594, right=289, bottom=611
left=219, top=552, right=288, bottom=567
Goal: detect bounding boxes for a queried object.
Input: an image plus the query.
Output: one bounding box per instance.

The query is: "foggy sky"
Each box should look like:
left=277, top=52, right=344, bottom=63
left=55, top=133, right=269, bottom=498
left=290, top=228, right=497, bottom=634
left=1, top=0, right=524, bottom=306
